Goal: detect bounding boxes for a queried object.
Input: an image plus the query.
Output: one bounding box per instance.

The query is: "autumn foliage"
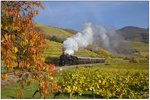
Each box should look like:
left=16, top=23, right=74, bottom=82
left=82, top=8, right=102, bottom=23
left=1, top=1, right=59, bottom=98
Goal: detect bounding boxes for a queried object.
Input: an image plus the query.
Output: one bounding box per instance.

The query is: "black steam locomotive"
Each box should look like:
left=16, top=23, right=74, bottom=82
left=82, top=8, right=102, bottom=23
left=58, top=53, right=105, bottom=66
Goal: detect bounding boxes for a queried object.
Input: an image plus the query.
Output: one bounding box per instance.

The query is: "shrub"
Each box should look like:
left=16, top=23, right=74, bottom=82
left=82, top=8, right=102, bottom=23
left=130, top=56, right=148, bottom=63
left=96, top=48, right=111, bottom=58
left=46, top=35, right=63, bottom=43
left=130, top=56, right=140, bottom=63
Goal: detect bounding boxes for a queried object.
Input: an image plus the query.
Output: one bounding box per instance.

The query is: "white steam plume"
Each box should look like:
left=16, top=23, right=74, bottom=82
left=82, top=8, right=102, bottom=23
left=62, top=22, right=123, bottom=55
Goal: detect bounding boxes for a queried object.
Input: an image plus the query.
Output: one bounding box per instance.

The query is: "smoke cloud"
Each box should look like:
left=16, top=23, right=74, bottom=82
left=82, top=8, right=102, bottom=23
left=62, top=22, right=123, bottom=55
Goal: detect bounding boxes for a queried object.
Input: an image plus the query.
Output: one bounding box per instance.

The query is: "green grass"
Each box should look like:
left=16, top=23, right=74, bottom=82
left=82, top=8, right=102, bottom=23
left=1, top=82, right=39, bottom=99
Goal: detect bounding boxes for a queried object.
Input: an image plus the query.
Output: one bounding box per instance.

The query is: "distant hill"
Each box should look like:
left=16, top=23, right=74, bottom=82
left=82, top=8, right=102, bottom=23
left=117, top=26, right=149, bottom=43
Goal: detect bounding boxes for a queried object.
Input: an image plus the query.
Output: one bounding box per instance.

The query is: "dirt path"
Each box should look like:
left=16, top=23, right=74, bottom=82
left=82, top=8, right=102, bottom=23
left=1, top=73, right=19, bottom=88
left=1, top=63, right=104, bottom=87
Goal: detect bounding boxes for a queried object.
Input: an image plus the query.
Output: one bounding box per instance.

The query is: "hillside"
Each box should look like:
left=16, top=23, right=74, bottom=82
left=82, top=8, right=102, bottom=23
left=35, top=24, right=74, bottom=40
left=62, top=28, right=78, bottom=34
left=117, top=26, right=149, bottom=43
left=36, top=24, right=102, bottom=58
left=36, top=24, right=148, bottom=59
left=42, top=40, right=100, bottom=58
left=114, top=40, right=149, bottom=57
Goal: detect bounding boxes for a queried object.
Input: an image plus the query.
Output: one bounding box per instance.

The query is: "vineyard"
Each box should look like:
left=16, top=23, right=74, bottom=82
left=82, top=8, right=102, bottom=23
left=35, top=24, right=73, bottom=39
left=57, top=63, right=149, bottom=99
left=2, top=62, right=149, bottom=99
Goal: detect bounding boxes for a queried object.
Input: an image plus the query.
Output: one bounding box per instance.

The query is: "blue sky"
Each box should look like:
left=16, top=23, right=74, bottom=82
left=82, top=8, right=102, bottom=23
left=33, top=1, right=148, bottom=31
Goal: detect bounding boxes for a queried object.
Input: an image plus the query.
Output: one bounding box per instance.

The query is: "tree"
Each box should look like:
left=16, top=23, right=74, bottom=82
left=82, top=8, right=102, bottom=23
left=1, top=1, right=59, bottom=98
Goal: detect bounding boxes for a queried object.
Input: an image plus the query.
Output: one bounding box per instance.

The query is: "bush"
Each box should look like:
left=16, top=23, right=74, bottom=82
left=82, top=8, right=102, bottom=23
left=96, top=48, right=111, bottom=58
left=130, top=56, right=148, bottom=63
left=130, top=56, right=140, bottom=63
left=46, top=35, right=63, bottom=43
left=139, top=58, right=148, bottom=63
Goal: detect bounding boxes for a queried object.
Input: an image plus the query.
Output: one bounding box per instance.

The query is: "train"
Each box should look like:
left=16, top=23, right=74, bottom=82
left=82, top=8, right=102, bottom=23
left=57, top=53, right=105, bottom=66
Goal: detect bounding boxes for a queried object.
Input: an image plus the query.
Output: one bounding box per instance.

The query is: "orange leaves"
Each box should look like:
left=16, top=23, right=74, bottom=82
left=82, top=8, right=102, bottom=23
left=51, top=81, right=59, bottom=92
left=46, top=64, right=57, bottom=75
left=43, top=89, right=50, bottom=98
left=33, top=10, right=38, bottom=16
left=4, top=57, right=11, bottom=68
left=31, top=47, right=37, bottom=54
left=9, top=10, right=18, bottom=16
left=1, top=73, right=7, bottom=80
left=35, top=63, right=41, bottom=71
left=19, top=60, right=27, bottom=68
left=2, top=34, right=17, bottom=69
left=2, top=34, right=13, bottom=51
left=28, top=3, right=34, bottom=8
left=36, top=1, right=44, bottom=10
left=2, top=1, right=58, bottom=98
left=27, top=20, right=33, bottom=27
left=40, top=81, right=49, bottom=89
left=39, top=80, right=50, bottom=98
left=17, top=90, right=23, bottom=98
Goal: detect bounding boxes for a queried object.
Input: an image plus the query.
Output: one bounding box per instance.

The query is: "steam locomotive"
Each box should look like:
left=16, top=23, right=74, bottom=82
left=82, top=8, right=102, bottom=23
left=58, top=53, right=105, bottom=66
